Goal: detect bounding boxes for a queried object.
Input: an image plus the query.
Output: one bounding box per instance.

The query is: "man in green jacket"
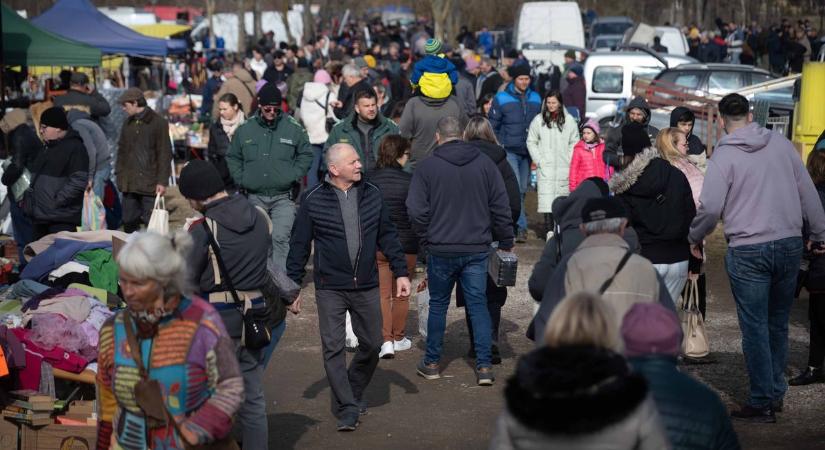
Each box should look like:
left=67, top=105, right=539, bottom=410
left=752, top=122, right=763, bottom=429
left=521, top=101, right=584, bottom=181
left=324, top=89, right=399, bottom=173
left=228, top=83, right=313, bottom=268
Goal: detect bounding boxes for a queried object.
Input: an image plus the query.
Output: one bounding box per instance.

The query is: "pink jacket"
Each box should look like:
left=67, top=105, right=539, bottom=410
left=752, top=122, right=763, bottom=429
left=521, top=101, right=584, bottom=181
left=569, top=140, right=609, bottom=191
left=672, top=157, right=704, bottom=208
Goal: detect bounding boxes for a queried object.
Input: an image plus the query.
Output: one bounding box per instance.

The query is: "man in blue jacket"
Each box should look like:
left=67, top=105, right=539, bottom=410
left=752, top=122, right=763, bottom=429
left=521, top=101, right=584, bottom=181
left=407, top=116, right=514, bottom=386
left=488, top=64, right=541, bottom=242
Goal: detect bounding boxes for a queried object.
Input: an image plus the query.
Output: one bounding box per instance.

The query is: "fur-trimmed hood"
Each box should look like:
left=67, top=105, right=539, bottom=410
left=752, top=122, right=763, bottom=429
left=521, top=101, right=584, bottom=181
left=504, top=345, right=648, bottom=435
left=608, top=147, right=664, bottom=195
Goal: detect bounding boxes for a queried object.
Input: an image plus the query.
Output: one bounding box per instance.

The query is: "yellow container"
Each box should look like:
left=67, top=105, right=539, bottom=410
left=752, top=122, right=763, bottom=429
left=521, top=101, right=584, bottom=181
left=794, top=62, right=825, bottom=161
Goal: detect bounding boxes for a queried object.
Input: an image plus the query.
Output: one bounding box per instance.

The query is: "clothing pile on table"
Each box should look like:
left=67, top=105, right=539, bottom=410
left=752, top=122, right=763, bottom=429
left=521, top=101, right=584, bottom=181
left=0, top=230, right=128, bottom=396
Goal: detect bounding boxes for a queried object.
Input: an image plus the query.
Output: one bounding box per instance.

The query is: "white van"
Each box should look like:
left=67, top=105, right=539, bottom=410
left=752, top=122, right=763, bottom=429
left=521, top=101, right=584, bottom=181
left=516, top=1, right=585, bottom=66
left=584, top=50, right=697, bottom=124
left=624, top=24, right=689, bottom=56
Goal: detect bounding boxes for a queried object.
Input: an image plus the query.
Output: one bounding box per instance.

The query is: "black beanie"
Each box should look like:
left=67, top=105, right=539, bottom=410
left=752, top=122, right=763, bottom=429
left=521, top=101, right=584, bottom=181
left=179, top=160, right=225, bottom=201
left=40, top=106, right=69, bottom=130
left=257, top=82, right=282, bottom=107
left=507, top=63, right=531, bottom=79
left=581, top=197, right=627, bottom=223
left=621, top=122, right=651, bottom=156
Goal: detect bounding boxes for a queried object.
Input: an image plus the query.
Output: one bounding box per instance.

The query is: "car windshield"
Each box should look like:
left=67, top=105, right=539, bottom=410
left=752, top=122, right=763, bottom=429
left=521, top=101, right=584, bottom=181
left=593, top=22, right=632, bottom=36
left=594, top=37, right=621, bottom=48
left=593, top=66, right=623, bottom=93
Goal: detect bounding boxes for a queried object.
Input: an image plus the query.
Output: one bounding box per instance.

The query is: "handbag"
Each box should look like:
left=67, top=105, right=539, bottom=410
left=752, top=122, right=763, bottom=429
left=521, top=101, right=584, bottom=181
left=1, top=159, right=31, bottom=202
left=679, top=277, right=710, bottom=358
left=147, top=194, right=169, bottom=234
left=81, top=190, right=107, bottom=231
left=315, top=91, right=338, bottom=132
left=123, top=313, right=239, bottom=450
left=202, top=220, right=271, bottom=350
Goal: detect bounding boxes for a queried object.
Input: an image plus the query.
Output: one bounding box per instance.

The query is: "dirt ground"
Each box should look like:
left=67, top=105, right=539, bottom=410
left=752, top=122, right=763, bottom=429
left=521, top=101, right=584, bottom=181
left=262, top=195, right=825, bottom=450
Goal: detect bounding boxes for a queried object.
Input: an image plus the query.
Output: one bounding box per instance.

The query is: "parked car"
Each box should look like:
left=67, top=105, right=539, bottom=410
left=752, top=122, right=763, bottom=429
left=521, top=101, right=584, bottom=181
left=591, top=34, right=623, bottom=51
left=652, top=63, right=775, bottom=96
left=589, top=16, right=634, bottom=47
left=584, top=48, right=697, bottom=124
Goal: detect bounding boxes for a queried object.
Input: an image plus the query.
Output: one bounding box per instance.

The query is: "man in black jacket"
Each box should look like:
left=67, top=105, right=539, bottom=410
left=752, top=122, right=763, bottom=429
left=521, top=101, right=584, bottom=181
left=407, top=116, right=514, bottom=385
left=29, top=107, right=89, bottom=240
left=1, top=109, right=41, bottom=262
left=180, top=160, right=284, bottom=450
left=53, top=72, right=111, bottom=123
left=286, top=143, right=411, bottom=431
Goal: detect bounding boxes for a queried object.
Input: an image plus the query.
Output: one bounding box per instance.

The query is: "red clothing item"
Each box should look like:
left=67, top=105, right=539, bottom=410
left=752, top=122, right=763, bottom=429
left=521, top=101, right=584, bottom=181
left=11, top=328, right=88, bottom=390
left=569, top=139, right=610, bottom=191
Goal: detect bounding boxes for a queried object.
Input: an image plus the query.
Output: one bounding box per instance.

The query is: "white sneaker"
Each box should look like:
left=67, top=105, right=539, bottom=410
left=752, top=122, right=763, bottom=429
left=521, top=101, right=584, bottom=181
left=393, top=337, right=412, bottom=352
left=379, top=341, right=395, bottom=359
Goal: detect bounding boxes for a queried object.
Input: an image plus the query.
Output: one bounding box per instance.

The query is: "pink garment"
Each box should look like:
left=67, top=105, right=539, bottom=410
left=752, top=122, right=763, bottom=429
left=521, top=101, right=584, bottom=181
left=673, top=157, right=705, bottom=208
left=314, top=69, right=332, bottom=84
left=21, top=289, right=93, bottom=326
left=569, top=139, right=610, bottom=192
left=11, top=328, right=89, bottom=390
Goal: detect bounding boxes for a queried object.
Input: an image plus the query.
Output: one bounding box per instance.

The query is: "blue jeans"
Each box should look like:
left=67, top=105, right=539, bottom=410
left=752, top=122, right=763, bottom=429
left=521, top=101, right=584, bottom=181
left=426, top=253, right=492, bottom=369
left=9, top=200, right=32, bottom=265
left=505, top=152, right=529, bottom=232
left=307, top=144, right=324, bottom=188
left=725, top=237, right=803, bottom=408
left=261, top=320, right=287, bottom=368
left=92, top=163, right=111, bottom=200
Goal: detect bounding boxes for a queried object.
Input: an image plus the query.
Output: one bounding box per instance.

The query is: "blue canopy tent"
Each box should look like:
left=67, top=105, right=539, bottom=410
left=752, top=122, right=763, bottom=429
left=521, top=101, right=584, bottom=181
left=32, top=0, right=186, bottom=56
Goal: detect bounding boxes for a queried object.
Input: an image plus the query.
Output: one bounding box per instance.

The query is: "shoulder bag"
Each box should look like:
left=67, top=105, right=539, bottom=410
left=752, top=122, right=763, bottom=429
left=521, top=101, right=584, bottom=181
left=679, top=277, right=710, bottom=358
left=202, top=220, right=271, bottom=350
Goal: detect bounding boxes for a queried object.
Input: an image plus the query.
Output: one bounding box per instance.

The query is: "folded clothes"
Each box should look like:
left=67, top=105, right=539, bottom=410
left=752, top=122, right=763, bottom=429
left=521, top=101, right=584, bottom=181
left=49, top=261, right=90, bottom=281
left=21, top=288, right=93, bottom=325
left=9, top=279, right=50, bottom=299
left=11, top=328, right=88, bottom=390
left=22, top=239, right=111, bottom=282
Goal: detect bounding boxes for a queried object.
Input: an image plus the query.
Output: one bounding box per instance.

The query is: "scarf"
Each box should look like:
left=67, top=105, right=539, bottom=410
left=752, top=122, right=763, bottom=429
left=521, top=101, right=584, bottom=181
left=220, top=110, right=245, bottom=140
left=584, top=139, right=602, bottom=151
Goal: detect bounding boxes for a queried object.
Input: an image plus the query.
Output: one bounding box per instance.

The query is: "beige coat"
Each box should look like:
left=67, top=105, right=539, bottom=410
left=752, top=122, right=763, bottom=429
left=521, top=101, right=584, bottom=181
left=212, top=68, right=257, bottom=118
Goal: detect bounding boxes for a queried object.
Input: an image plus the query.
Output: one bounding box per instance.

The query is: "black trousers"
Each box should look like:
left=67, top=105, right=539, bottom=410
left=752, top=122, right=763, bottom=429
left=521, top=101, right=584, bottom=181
left=544, top=213, right=555, bottom=238
left=315, top=287, right=381, bottom=419
left=32, top=222, right=76, bottom=241
left=808, top=292, right=825, bottom=367
left=121, top=193, right=155, bottom=233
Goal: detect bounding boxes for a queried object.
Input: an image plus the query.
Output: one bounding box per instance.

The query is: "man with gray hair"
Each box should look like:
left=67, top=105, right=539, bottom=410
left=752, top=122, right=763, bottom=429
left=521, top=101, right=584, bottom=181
left=529, top=196, right=675, bottom=342
left=287, top=143, right=411, bottom=431
left=407, top=116, right=514, bottom=385
left=332, top=64, right=372, bottom=119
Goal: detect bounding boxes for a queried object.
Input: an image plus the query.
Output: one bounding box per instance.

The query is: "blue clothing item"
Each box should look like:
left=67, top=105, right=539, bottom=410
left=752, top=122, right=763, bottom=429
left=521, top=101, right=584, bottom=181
left=410, top=55, right=459, bottom=86
left=307, top=144, right=324, bottom=188
left=425, top=253, right=492, bottom=369
left=478, top=32, right=494, bottom=56
left=10, top=279, right=50, bottom=299
left=489, top=82, right=542, bottom=154
left=262, top=320, right=287, bottom=368
left=725, top=236, right=802, bottom=408
left=21, top=239, right=111, bottom=282
left=92, top=164, right=111, bottom=200
left=506, top=152, right=530, bottom=232
left=200, top=76, right=223, bottom=118
left=10, top=200, right=33, bottom=266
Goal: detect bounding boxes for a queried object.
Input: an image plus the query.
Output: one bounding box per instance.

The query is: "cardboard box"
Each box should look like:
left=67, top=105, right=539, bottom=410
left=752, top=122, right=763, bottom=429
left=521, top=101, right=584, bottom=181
left=63, top=401, right=96, bottom=422
left=21, top=423, right=96, bottom=450
left=0, top=418, right=18, bottom=450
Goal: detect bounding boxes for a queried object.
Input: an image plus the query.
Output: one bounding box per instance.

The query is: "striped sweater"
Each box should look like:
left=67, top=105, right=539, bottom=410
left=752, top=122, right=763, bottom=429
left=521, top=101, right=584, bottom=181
left=96, top=297, right=243, bottom=449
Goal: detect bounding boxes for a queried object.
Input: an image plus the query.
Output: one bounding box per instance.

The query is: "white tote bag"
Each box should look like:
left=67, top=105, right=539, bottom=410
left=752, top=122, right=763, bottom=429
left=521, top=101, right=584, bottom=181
left=147, top=194, right=169, bottom=234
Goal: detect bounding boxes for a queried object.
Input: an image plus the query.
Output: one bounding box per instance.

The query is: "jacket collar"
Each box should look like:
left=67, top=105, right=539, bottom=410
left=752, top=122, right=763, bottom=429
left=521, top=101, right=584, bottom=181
left=577, top=232, right=631, bottom=251
left=608, top=147, right=659, bottom=194
left=254, top=111, right=285, bottom=129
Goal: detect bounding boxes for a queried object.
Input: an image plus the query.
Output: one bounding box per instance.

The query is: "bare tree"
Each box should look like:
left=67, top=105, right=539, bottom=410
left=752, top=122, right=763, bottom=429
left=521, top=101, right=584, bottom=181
left=237, top=0, right=246, bottom=56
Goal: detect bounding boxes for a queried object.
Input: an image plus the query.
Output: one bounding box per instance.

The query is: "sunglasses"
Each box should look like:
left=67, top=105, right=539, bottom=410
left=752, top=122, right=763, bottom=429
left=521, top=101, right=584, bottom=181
left=260, top=105, right=279, bottom=112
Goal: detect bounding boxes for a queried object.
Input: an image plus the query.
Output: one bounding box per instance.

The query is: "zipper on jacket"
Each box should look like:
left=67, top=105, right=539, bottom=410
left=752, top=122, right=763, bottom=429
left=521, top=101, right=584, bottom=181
left=352, top=186, right=365, bottom=289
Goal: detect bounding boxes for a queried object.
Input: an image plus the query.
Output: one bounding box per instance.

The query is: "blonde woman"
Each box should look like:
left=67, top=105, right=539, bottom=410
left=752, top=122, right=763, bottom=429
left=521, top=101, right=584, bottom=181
left=490, top=292, right=668, bottom=449
left=657, top=127, right=708, bottom=321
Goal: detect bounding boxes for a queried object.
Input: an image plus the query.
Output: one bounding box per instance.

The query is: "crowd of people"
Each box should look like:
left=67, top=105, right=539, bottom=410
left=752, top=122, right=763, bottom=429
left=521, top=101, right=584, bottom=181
left=2, top=15, right=825, bottom=449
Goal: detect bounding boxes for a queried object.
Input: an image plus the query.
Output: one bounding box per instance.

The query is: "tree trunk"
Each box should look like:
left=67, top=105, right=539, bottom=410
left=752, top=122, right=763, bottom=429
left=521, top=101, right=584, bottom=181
left=205, top=0, right=216, bottom=50
left=237, top=0, right=246, bottom=56
left=303, top=0, right=314, bottom=45
left=254, top=0, right=262, bottom=44
left=282, top=0, right=295, bottom=45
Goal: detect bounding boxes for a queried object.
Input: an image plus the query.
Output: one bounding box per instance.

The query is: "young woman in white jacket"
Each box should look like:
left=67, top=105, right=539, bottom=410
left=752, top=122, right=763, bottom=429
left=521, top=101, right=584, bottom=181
left=526, top=90, right=580, bottom=238
left=298, top=69, right=338, bottom=187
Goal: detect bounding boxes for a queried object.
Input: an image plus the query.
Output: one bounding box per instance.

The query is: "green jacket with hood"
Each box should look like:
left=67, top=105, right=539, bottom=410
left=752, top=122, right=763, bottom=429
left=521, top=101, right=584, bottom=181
left=227, top=112, right=313, bottom=196
left=323, top=113, right=399, bottom=172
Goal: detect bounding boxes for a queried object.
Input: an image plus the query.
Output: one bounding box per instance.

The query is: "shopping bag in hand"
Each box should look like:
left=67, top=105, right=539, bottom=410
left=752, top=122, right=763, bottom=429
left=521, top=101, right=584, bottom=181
left=679, top=278, right=709, bottom=358
left=147, top=194, right=169, bottom=234
left=81, top=190, right=107, bottom=231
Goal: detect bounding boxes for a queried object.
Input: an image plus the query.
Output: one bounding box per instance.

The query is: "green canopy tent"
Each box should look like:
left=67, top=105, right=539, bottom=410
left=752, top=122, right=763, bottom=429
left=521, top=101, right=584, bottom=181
left=2, top=2, right=101, bottom=67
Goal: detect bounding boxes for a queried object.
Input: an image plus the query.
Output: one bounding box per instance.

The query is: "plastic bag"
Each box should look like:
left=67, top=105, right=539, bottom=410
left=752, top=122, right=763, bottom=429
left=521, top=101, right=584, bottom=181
left=147, top=194, right=169, bottom=234
left=417, top=283, right=430, bottom=338
left=81, top=190, right=107, bottom=231
left=345, top=312, right=359, bottom=349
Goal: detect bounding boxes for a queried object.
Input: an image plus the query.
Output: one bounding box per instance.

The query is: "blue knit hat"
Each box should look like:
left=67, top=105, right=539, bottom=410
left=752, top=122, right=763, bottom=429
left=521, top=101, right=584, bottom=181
left=425, top=38, right=443, bottom=55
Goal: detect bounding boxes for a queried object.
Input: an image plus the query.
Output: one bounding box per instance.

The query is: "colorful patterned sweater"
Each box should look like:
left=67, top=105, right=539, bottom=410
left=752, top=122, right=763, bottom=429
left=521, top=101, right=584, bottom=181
left=96, top=297, right=243, bottom=450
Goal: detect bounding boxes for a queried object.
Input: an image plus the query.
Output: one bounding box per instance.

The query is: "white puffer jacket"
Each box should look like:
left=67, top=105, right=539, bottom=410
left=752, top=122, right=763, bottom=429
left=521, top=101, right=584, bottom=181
left=299, top=82, right=338, bottom=145
left=526, top=111, right=580, bottom=213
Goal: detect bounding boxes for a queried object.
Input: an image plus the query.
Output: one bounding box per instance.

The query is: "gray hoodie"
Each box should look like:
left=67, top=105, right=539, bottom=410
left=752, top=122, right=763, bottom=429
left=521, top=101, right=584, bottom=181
left=689, top=122, right=825, bottom=247
left=399, top=95, right=467, bottom=165
left=67, top=110, right=111, bottom=178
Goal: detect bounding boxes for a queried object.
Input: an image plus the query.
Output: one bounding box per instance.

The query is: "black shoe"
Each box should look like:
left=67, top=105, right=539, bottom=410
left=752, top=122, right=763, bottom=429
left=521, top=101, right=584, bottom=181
left=337, top=413, right=359, bottom=431
left=357, top=399, right=368, bottom=415
left=491, top=343, right=502, bottom=365
left=789, top=367, right=824, bottom=386
left=516, top=230, right=527, bottom=243
left=772, top=399, right=783, bottom=413
left=730, top=405, right=776, bottom=423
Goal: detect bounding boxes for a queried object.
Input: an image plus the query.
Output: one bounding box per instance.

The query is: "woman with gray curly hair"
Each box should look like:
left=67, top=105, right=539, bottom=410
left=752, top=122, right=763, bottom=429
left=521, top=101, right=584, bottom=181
left=96, top=231, right=244, bottom=449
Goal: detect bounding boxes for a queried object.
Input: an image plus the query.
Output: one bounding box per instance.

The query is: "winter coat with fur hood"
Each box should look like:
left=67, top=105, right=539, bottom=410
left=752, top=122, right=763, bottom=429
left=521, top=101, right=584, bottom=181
left=298, top=82, right=338, bottom=145
left=609, top=147, right=696, bottom=264
left=490, top=345, right=669, bottom=450
left=526, top=109, right=580, bottom=213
